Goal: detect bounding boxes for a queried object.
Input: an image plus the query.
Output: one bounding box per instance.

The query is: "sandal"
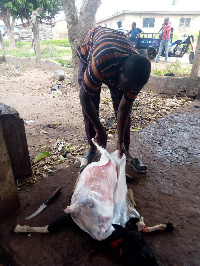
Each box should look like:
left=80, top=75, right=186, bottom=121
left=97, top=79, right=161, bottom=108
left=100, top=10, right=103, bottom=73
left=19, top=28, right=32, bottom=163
left=126, top=158, right=148, bottom=173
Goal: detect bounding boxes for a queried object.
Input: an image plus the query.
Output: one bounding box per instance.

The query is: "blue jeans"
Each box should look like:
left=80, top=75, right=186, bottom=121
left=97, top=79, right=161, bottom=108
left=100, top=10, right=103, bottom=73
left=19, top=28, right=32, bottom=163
left=156, top=40, right=170, bottom=63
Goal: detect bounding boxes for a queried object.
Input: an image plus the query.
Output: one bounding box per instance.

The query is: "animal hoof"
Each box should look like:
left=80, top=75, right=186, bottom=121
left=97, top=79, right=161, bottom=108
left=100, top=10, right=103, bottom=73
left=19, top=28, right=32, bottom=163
left=165, top=222, right=174, bottom=231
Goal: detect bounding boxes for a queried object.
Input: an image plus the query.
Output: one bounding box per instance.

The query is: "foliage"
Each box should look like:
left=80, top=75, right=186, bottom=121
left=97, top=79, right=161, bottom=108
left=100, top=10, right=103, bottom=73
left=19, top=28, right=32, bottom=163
left=0, top=0, right=62, bottom=22
left=0, top=38, right=73, bottom=67
left=152, top=60, right=192, bottom=77
left=54, top=58, right=73, bottom=68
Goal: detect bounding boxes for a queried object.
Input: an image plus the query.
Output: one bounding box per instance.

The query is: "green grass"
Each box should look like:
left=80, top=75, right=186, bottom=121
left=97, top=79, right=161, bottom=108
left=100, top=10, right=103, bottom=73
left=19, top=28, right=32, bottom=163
left=41, top=45, right=72, bottom=58
left=54, top=58, right=73, bottom=68
left=7, top=48, right=35, bottom=58
left=152, top=60, right=192, bottom=77
left=41, top=38, right=71, bottom=47
left=0, top=38, right=73, bottom=67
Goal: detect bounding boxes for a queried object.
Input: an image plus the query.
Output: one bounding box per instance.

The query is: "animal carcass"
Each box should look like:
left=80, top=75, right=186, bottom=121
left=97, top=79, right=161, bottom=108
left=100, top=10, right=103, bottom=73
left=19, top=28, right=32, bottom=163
left=64, top=141, right=140, bottom=241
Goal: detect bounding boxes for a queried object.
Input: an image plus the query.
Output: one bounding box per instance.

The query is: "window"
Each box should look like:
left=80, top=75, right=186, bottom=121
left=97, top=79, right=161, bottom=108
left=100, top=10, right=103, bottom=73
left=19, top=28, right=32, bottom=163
left=179, top=18, right=191, bottom=27
left=143, top=18, right=155, bottom=28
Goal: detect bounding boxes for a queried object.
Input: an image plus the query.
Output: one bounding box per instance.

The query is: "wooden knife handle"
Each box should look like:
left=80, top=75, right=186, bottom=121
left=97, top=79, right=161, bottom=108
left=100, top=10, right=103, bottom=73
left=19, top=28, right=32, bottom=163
left=44, top=187, right=61, bottom=205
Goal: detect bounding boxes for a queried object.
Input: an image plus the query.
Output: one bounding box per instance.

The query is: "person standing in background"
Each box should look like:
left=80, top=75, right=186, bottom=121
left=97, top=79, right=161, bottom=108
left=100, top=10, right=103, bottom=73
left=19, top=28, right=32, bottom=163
left=116, top=20, right=127, bottom=33
left=156, top=17, right=172, bottom=63
left=127, top=22, right=143, bottom=47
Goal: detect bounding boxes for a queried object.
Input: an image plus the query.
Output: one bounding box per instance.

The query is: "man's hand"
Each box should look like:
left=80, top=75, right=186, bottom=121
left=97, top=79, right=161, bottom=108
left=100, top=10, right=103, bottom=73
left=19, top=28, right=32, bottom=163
left=95, top=127, right=107, bottom=148
left=117, top=141, right=127, bottom=158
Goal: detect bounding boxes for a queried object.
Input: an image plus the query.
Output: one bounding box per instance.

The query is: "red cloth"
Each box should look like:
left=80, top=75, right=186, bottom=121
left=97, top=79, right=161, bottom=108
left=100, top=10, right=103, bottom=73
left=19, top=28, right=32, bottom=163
left=162, top=22, right=172, bottom=41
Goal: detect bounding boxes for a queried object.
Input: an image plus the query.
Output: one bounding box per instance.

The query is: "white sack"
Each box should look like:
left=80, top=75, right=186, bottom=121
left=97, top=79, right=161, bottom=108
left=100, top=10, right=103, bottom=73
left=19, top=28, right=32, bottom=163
left=64, top=142, right=140, bottom=241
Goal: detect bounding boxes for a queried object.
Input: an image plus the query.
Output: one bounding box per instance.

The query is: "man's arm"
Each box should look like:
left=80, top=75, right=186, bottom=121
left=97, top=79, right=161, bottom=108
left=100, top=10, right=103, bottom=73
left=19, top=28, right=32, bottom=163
left=79, top=86, right=107, bottom=147
left=117, top=95, right=133, bottom=157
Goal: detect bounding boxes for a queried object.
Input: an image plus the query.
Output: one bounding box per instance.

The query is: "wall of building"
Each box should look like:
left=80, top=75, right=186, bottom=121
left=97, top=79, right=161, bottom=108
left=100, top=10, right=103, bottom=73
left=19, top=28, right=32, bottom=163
left=52, top=19, right=68, bottom=39
left=96, top=12, right=200, bottom=38
left=17, top=23, right=52, bottom=42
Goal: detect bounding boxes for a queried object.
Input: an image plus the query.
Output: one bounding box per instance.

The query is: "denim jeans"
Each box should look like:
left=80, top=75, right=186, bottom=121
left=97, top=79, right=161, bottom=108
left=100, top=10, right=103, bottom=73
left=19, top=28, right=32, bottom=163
left=156, top=40, right=170, bottom=63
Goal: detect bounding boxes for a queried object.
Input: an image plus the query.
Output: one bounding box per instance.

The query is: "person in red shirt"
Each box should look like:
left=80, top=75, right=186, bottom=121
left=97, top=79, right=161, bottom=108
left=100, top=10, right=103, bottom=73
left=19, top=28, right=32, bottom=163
left=78, top=27, right=151, bottom=172
left=156, top=18, right=172, bottom=63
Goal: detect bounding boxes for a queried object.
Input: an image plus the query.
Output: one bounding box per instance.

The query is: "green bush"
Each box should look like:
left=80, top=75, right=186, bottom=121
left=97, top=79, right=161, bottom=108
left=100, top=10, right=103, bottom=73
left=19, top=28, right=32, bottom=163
left=54, top=58, right=73, bottom=68
left=152, top=60, right=192, bottom=77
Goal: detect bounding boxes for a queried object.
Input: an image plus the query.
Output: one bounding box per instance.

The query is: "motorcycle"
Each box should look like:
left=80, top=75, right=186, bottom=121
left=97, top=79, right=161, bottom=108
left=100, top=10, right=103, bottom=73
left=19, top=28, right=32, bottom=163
left=136, top=33, right=195, bottom=64
left=162, top=34, right=195, bottom=63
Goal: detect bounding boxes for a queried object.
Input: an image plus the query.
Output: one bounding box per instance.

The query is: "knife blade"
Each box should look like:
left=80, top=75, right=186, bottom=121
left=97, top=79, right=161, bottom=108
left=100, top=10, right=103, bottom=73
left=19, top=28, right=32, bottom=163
left=25, top=187, right=61, bottom=220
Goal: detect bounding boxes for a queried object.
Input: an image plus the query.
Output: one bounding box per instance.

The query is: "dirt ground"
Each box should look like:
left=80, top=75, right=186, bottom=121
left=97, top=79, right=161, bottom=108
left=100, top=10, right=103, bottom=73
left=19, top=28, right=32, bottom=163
left=0, top=59, right=200, bottom=266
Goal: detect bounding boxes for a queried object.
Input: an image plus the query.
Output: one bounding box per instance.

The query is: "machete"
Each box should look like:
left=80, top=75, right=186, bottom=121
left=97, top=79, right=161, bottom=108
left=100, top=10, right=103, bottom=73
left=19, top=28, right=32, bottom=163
left=25, top=187, right=61, bottom=220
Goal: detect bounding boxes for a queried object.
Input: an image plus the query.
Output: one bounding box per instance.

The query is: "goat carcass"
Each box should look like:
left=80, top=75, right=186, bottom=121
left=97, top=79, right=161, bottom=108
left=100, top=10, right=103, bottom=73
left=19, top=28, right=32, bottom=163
left=64, top=141, right=140, bottom=241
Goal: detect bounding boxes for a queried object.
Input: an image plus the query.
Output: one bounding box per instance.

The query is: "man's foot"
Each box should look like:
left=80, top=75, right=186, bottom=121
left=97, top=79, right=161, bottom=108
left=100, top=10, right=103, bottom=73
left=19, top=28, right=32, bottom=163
left=83, top=148, right=99, bottom=164
left=126, top=154, right=147, bottom=173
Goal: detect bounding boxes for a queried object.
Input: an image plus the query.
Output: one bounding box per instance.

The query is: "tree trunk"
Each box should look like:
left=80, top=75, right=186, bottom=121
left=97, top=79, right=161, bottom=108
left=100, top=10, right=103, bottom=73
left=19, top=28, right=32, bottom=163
left=32, top=23, right=41, bottom=59
left=0, top=30, right=6, bottom=56
left=1, top=9, right=15, bottom=49
left=31, top=9, right=42, bottom=60
left=187, top=31, right=200, bottom=97
left=6, top=27, right=15, bottom=49
left=59, top=0, right=101, bottom=85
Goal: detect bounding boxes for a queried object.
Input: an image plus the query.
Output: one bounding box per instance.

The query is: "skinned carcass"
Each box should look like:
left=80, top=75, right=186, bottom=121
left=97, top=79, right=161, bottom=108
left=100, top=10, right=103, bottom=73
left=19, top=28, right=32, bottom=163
left=14, top=140, right=174, bottom=265
left=64, top=141, right=140, bottom=240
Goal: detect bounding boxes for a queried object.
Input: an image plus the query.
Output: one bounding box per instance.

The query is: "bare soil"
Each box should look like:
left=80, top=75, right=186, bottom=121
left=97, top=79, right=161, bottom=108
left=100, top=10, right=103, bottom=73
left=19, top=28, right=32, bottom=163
left=0, top=60, right=200, bottom=266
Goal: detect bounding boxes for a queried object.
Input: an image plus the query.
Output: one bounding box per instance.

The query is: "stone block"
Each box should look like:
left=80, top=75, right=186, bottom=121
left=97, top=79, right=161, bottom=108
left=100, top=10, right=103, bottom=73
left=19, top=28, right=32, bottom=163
left=53, top=69, right=65, bottom=81
left=0, top=121, right=20, bottom=218
left=0, top=103, right=32, bottom=182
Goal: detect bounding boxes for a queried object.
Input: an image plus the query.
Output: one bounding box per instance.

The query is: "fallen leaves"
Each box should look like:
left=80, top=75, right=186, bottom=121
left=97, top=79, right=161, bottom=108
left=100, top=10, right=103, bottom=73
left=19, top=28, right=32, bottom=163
left=34, top=151, right=51, bottom=163
left=99, top=89, right=193, bottom=133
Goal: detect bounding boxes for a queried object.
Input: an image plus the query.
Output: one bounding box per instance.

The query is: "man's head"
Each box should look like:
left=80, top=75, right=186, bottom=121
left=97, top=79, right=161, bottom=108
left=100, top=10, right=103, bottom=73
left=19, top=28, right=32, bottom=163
left=132, top=22, right=136, bottom=29
left=164, top=17, right=169, bottom=25
left=119, top=54, right=151, bottom=94
left=117, top=20, right=122, bottom=28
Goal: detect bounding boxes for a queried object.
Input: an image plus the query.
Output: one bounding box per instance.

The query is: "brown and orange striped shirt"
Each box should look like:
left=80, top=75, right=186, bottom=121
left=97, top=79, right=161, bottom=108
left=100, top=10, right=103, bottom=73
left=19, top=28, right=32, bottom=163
left=77, top=26, right=139, bottom=101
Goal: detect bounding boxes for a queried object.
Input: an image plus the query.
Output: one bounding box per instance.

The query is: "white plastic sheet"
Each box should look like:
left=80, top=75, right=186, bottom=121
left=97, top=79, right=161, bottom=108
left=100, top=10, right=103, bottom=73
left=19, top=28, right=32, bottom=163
left=64, top=142, right=140, bottom=241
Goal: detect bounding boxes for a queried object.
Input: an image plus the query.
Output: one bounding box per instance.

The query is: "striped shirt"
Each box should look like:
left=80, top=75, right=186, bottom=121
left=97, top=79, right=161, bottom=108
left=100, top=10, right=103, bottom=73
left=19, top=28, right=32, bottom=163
left=77, top=26, right=138, bottom=101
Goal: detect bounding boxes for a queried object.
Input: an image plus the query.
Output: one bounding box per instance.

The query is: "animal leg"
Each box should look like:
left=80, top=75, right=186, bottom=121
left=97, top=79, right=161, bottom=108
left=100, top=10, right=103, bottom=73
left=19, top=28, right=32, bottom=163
left=13, top=224, right=49, bottom=233
left=13, top=213, right=72, bottom=234
left=136, top=217, right=174, bottom=232
left=128, top=188, right=136, bottom=208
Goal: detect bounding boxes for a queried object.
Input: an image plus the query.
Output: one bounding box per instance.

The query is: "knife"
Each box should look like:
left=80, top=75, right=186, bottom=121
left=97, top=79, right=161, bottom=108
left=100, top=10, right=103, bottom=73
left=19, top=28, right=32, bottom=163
left=25, top=187, right=61, bottom=220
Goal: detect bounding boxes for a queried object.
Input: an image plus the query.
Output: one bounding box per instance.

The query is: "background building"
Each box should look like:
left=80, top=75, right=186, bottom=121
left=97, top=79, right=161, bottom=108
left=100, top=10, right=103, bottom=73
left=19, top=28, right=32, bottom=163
left=96, top=10, right=200, bottom=38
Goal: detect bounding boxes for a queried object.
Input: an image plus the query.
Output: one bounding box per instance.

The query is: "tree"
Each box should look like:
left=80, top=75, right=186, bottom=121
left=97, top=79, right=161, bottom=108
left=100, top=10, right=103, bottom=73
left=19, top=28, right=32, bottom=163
left=0, top=0, right=61, bottom=49
left=59, top=0, right=101, bottom=84
left=187, top=31, right=200, bottom=97
left=0, top=1, right=18, bottom=49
